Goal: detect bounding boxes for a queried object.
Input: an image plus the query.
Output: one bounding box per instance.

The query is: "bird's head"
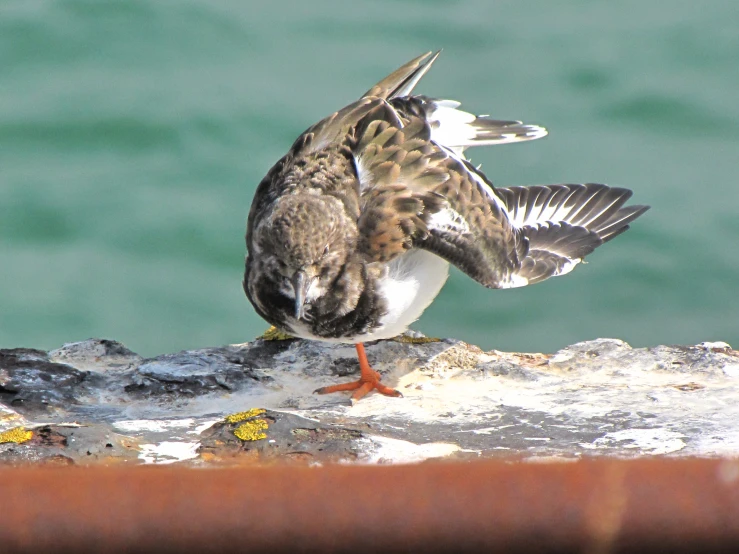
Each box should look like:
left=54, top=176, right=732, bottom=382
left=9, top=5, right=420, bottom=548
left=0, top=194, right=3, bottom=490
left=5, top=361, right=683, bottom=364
left=252, top=194, right=354, bottom=320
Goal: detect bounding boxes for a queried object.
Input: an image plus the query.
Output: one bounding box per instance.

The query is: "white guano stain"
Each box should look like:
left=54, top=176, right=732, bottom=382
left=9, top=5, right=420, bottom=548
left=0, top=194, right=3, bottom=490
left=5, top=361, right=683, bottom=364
left=581, top=429, right=686, bottom=455
left=360, top=435, right=460, bottom=464
left=114, top=418, right=197, bottom=433
left=139, top=441, right=200, bottom=464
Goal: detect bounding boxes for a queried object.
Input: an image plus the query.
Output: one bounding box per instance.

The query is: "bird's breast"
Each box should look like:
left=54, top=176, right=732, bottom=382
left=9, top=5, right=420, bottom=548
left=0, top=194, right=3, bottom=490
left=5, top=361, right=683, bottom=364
left=370, top=249, right=450, bottom=341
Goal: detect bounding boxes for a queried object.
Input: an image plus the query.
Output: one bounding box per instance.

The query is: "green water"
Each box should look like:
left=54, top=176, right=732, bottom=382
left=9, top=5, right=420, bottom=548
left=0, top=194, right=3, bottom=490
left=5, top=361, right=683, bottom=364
left=2, top=0, right=738, bottom=356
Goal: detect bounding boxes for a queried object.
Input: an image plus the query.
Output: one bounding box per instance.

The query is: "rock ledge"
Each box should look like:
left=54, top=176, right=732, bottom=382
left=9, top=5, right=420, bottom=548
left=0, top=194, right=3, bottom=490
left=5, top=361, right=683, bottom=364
left=1, top=336, right=737, bottom=465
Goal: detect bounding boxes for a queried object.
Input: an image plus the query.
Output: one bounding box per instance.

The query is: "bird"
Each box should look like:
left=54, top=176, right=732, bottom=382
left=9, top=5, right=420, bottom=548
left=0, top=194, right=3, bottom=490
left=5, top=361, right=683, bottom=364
left=243, top=51, right=649, bottom=403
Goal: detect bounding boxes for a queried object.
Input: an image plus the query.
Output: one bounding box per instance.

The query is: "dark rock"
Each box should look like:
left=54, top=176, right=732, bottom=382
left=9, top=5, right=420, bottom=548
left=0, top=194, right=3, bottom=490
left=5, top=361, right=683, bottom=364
left=0, top=348, right=105, bottom=415
left=199, top=409, right=363, bottom=463
left=50, top=339, right=142, bottom=372
left=125, top=347, right=273, bottom=399
left=0, top=423, right=138, bottom=466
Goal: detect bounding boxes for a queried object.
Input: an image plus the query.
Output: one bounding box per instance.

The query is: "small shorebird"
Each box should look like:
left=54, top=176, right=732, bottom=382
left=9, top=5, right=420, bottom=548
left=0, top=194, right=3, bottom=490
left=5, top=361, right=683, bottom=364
left=243, top=52, right=649, bottom=403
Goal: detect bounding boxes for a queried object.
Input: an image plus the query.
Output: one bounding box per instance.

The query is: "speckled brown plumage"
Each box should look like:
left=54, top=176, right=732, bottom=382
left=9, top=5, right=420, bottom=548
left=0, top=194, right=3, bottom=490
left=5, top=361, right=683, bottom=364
left=243, top=52, right=648, bottom=401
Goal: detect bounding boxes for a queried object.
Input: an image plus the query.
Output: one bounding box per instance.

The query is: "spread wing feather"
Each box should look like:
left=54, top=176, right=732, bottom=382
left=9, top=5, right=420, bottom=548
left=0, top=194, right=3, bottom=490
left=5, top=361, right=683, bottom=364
left=350, top=102, right=649, bottom=290
left=351, top=102, right=523, bottom=288
left=495, top=184, right=650, bottom=285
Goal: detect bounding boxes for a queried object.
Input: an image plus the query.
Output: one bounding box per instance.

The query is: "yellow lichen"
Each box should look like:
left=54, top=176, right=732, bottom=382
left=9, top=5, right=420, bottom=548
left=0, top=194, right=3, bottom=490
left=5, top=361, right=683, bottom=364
left=259, top=326, right=294, bottom=341
left=0, top=426, right=33, bottom=444
left=225, top=408, right=266, bottom=424
left=392, top=334, right=441, bottom=344
left=233, top=419, right=269, bottom=441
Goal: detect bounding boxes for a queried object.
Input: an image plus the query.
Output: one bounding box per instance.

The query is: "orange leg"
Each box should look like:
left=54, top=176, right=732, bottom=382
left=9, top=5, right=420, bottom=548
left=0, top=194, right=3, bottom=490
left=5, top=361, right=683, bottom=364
left=314, top=343, right=402, bottom=404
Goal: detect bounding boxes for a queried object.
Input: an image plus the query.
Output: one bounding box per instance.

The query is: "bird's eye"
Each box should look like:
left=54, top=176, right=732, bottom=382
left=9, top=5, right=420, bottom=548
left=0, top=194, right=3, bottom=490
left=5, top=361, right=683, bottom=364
left=323, top=245, right=330, bottom=257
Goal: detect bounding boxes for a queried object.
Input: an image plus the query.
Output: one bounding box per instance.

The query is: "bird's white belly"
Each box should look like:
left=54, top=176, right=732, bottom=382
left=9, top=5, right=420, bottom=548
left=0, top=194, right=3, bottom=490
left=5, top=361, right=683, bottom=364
left=357, top=249, right=450, bottom=342
left=284, top=250, right=450, bottom=344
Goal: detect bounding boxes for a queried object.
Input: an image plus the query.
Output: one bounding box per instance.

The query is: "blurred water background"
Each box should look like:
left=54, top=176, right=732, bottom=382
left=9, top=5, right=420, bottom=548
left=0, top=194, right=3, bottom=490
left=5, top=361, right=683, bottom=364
left=2, top=0, right=738, bottom=356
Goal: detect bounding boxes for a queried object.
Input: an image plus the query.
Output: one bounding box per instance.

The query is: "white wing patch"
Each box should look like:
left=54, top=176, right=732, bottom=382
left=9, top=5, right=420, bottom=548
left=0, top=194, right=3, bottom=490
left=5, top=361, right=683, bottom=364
left=497, top=256, right=581, bottom=290
left=507, top=192, right=554, bottom=229
left=428, top=104, right=479, bottom=146
left=353, top=155, right=373, bottom=193
left=506, top=187, right=627, bottom=230
left=427, top=206, right=470, bottom=235
left=428, top=100, right=547, bottom=150
left=499, top=273, right=530, bottom=289
left=557, top=258, right=582, bottom=276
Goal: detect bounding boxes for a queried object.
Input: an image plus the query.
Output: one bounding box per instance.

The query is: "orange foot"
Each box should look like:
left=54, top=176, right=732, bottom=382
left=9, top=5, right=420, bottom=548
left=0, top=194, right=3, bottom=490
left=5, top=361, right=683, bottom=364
left=314, top=343, right=403, bottom=404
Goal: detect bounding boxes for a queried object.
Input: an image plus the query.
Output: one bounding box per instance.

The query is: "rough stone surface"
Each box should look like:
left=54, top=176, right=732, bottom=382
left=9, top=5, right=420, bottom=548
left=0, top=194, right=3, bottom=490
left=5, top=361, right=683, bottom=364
left=1, top=336, right=738, bottom=465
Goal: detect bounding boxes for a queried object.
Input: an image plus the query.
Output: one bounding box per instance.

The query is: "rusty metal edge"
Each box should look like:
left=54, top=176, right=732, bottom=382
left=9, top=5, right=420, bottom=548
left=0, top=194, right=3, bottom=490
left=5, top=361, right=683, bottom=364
left=2, top=457, right=739, bottom=554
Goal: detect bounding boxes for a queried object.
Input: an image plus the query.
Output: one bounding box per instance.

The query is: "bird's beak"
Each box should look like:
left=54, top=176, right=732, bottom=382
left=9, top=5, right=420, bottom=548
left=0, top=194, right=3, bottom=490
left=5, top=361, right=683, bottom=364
left=292, top=270, right=311, bottom=320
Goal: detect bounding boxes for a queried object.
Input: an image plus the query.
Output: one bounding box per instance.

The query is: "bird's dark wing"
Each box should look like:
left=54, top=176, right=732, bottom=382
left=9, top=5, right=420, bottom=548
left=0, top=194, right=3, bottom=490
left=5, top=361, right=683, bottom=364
left=278, top=52, right=441, bottom=161
left=247, top=51, right=448, bottom=232
left=361, top=51, right=440, bottom=100
left=352, top=103, right=526, bottom=288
